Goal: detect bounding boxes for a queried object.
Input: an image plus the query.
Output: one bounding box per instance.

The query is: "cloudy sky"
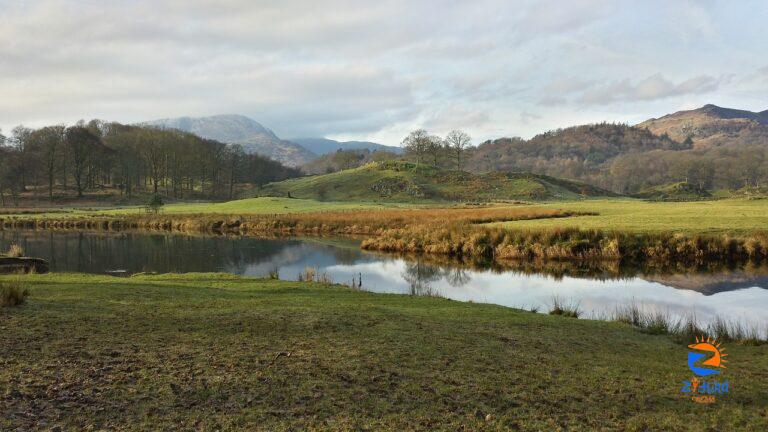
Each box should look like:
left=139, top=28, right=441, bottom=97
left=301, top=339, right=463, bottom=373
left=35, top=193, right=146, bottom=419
left=1, top=0, right=767, bottom=145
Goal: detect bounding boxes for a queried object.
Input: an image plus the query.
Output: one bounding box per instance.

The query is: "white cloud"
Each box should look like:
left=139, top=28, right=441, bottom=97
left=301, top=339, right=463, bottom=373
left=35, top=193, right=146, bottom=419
left=579, top=74, right=722, bottom=104
left=0, top=0, right=765, bottom=142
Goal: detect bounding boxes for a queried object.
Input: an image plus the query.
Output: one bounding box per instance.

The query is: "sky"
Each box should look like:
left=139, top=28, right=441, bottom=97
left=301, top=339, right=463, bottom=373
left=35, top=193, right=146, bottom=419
left=1, top=0, right=767, bottom=146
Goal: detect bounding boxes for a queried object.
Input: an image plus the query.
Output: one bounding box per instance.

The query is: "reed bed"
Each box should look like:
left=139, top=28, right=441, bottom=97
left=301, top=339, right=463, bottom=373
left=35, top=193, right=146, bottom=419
left=600, top=301, right=768, bottom=344
left=362, top=225, right=768, bottom=263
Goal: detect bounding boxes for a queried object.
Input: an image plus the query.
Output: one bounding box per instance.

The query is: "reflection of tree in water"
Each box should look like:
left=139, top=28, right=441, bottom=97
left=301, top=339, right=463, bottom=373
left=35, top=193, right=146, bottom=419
left=402, top=261, right=443, bottom=296
left=444, top=267, right=470, bottom=287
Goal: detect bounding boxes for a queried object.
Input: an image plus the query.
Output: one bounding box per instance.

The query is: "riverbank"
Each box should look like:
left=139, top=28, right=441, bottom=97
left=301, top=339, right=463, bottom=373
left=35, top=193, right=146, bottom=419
left=3, top=198, right=768, bottom=265
left=2, top=273, right=766, bottom=430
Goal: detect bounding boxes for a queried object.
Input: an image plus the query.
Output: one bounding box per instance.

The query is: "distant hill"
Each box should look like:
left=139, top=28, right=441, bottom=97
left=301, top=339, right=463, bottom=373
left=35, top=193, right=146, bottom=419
left=290, top=137, right=403, bottom=156
left=143, top=115, right=317, bottom=167
left=257, top=160, right=617, bottom=202
left=638, top=104, right=768, bottom=148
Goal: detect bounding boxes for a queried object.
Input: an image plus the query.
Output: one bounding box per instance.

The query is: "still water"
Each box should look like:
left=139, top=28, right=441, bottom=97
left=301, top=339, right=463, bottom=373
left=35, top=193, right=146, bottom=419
left=3, top=230, right=768, bottom=329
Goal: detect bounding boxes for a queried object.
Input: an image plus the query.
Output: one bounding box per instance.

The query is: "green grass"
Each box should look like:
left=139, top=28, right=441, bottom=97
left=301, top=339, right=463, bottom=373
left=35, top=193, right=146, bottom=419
left=1, top=273, right=766, bottom=430
left=257, top=161, right=615, bottom=202
left=492, top=198, right=768, bottom=235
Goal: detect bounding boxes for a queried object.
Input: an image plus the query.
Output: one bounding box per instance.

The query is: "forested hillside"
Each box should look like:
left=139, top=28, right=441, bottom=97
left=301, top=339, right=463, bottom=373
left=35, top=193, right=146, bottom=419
left=0, top=120, right=300, bottom=205
left=456, top=106, right=768, bottom=194
left=462, top=123, right=688, bottom=192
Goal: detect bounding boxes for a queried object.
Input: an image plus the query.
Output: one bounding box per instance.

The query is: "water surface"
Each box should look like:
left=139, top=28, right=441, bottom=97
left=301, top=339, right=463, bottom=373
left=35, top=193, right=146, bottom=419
left=2, top=230, right=767, bottom=330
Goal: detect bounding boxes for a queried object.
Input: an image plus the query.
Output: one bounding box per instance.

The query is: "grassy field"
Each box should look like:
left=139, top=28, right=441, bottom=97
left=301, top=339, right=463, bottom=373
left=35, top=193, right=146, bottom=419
left=492, top=198, right=768, bottom=235
left=0, top=197, right=406, bottom=219
left=1, top=273, right=766, bottom=431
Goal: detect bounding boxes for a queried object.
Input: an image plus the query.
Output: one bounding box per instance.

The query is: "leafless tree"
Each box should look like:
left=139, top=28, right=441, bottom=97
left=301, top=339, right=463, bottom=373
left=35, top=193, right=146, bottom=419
left=445, top=130, right=471, bottom=171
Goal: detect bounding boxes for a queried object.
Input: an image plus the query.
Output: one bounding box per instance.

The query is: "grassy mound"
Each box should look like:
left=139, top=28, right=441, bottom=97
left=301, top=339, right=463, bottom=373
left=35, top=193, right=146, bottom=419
left=257, top=161, right=616, bottom=202
left=1, top=273, right=766, bottom=430
left=634, top=182, right=712, bottom=201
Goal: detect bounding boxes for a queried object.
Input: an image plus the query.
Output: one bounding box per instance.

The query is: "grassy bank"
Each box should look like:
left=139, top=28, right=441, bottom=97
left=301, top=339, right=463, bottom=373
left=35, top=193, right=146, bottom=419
left=490, top=199, right=768, bottom=236
left=0, top=197, right=403, bottom=219
left=4, top=198, right=768, bottom=265
left=0, top=206, right=576, bottom=235
left=1, top=273, right=766, bottom=431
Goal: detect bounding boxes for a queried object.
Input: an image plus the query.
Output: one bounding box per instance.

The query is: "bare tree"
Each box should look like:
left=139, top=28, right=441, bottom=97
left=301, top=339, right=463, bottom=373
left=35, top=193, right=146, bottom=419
left=445, top=130, right=471, bottom=171
left=402, top=129, right=430, bottom=166
left=30, top=126, right=66, bottom=201
left=10, top=126, right=33, bottom=191
left=65, top=126, right=101, bottom=197
left=426, top=135, right=444, bottom=166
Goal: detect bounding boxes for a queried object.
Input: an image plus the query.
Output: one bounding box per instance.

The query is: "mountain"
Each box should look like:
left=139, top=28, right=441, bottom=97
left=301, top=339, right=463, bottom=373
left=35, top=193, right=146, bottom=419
left=290, top=137, right=403, bottom=155
left=638, top=104, right=768, bottom=148
left=256, top=160, right=617, bottom=202
left=143, top=115, right=317, bottom=167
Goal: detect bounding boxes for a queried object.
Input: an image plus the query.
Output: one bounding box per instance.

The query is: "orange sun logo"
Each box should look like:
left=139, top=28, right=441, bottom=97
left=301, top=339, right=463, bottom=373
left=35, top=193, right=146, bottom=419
left=687, top=336, right=728, bottom=376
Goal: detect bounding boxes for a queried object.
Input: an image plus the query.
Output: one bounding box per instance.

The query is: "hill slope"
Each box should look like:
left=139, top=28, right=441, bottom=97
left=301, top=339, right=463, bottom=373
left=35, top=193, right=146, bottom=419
left=638, top=104, right=768, bottom=148
left=258, top=161, right=616, bottom=202
left=290, top=137, right=403, bottom=156
left=143, top=115, right=317, bottom=167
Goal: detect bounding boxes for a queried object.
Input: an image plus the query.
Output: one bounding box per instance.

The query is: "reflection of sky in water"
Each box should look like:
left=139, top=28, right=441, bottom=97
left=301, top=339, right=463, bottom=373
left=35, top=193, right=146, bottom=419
left=3, top=230, right=767, bottom=330
left=236, top=249, right=768, bottom=331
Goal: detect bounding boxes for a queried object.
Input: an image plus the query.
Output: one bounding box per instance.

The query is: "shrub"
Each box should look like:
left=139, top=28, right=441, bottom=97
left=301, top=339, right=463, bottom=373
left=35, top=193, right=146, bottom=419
left=1, top=281, right=29, bottom=307
left=145, top=194, right=164, bottom=214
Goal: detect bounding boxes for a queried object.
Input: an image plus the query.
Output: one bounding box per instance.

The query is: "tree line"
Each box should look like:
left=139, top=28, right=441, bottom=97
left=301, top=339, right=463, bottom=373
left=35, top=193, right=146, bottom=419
left=415, top=123, right=768, bottom=194
left=0, top=120, right=300, bottom=205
